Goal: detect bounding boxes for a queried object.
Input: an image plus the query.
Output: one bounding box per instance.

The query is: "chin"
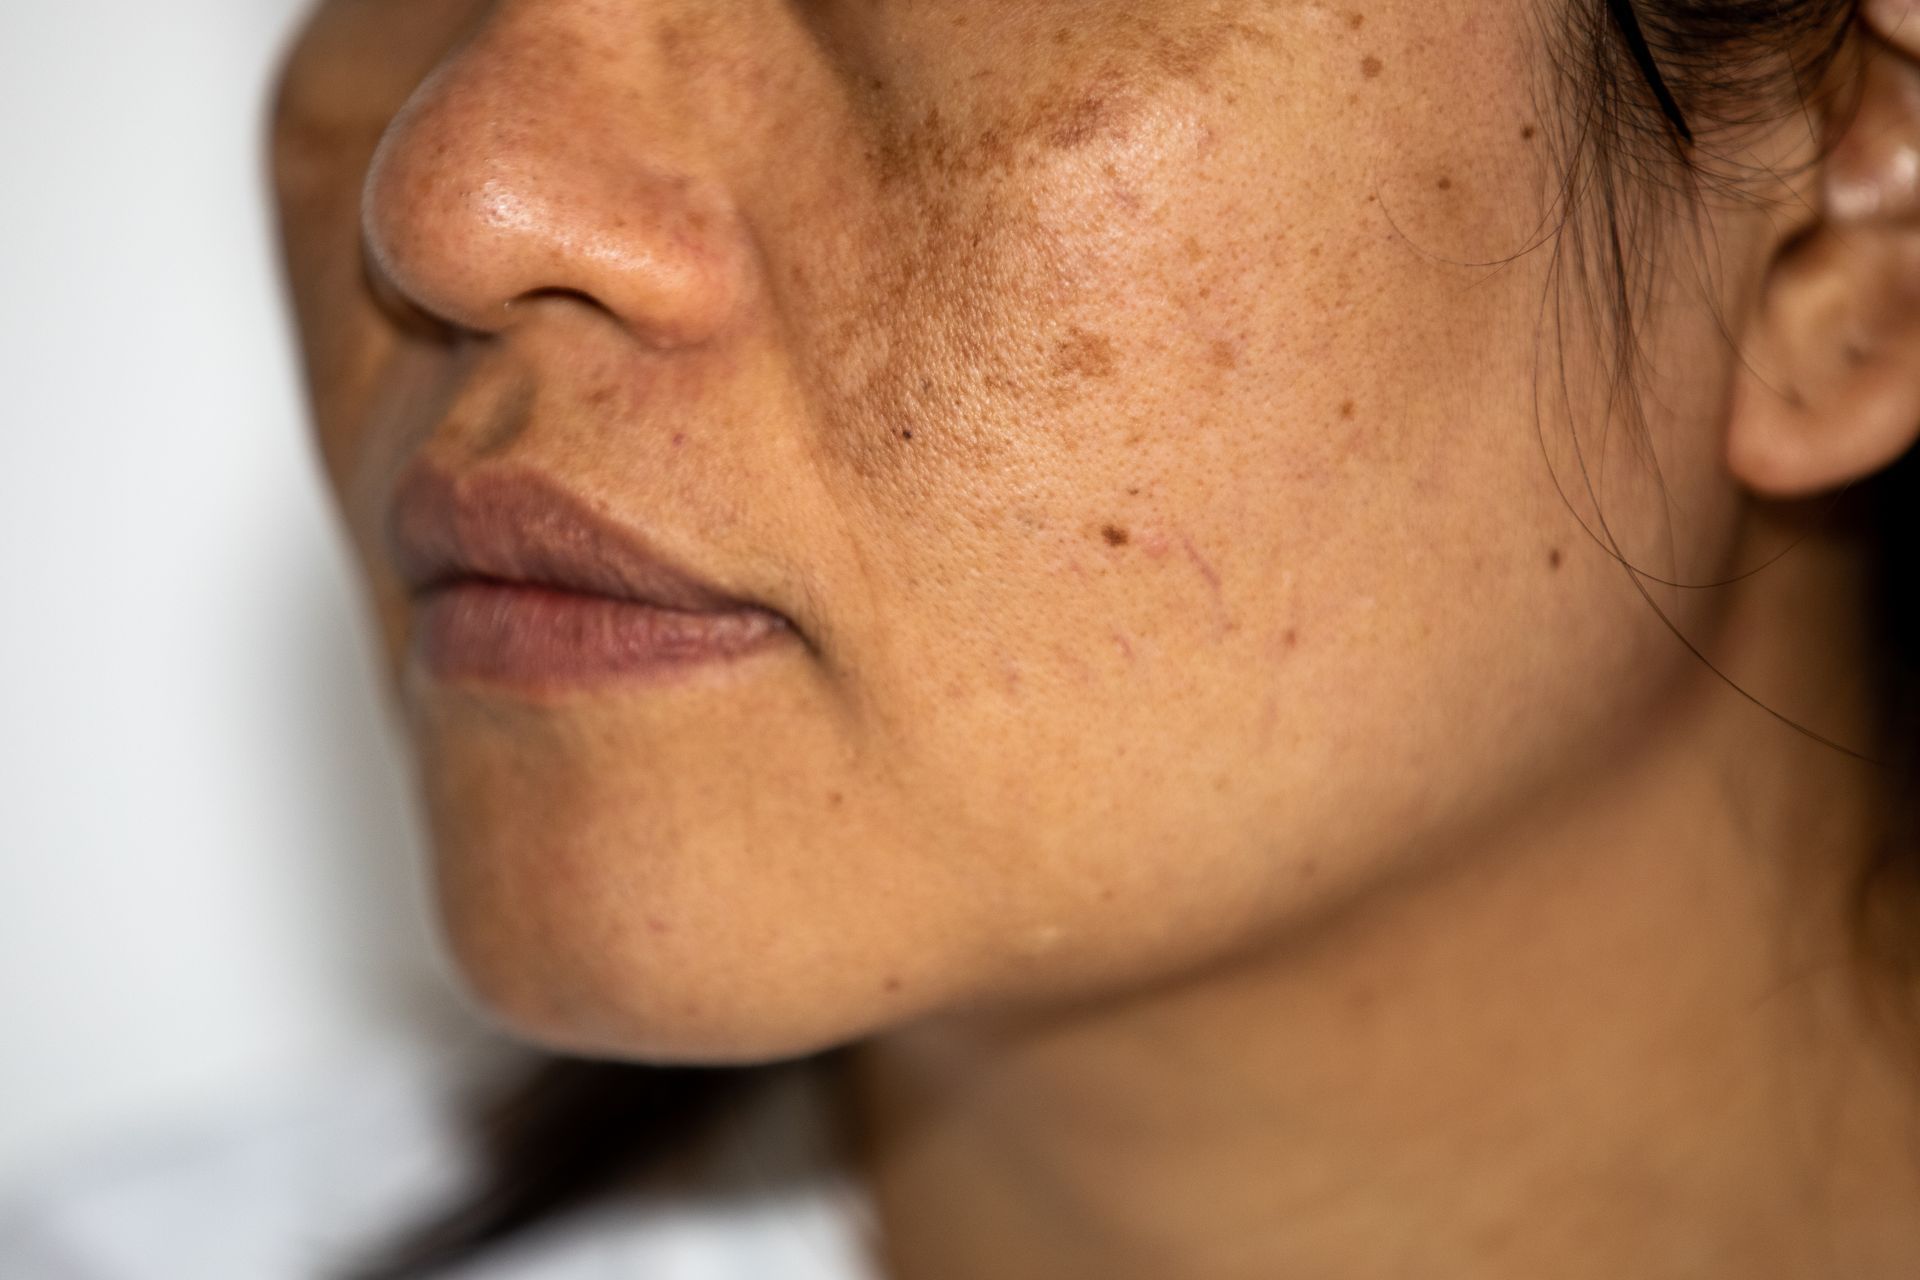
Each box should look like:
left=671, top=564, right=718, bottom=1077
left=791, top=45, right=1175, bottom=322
left=417, top=819, right=922, bottom=1067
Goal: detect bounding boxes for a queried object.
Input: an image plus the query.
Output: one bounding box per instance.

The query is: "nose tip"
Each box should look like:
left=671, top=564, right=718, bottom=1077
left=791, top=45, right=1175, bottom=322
left=359, top=50, right=753, bottom=349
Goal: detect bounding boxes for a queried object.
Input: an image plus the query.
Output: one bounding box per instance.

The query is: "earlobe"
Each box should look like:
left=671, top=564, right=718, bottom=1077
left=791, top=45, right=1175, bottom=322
left=1726, top=8, right=1920, bottom=500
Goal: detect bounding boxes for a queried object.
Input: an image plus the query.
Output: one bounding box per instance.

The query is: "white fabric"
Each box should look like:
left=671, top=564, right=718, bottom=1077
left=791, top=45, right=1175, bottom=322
left=0, top=1044, right=886, bottom=1279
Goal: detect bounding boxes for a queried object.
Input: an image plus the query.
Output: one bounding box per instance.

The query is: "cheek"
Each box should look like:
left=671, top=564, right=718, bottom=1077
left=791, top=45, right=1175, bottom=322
left=782, top=12, right=1725, bottom=925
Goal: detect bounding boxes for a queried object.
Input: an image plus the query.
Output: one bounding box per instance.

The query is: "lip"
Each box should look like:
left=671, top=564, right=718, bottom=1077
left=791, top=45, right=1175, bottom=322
left=384, top=458, right=794, bottom=687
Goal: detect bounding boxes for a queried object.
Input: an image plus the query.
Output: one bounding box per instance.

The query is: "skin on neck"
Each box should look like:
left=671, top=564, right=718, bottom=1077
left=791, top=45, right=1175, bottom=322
left=836, top=508, right=1920, bottom=1280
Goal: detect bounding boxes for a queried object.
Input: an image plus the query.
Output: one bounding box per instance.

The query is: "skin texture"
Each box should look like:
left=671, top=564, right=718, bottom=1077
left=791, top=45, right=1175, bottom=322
left=270, top=1, right=1920, bottom=1276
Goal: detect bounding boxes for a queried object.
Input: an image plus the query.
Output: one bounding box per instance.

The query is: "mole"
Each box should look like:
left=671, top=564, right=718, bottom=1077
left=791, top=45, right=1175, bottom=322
left=1548, top=547, right=1564, bottom=570
left=1361, top=55, right=1383, bottom=79
left=1339, top=399, right=1356, bottom=419
left=1436, top=175, right=1453, bottom=191
left=1101, top=523, right=1131, bottom=546
left=1521, top=123, right=1538, bottom=140
left=1348, top=12, right=1367, bottom=29
left=900, top=428, right=914, bottom=440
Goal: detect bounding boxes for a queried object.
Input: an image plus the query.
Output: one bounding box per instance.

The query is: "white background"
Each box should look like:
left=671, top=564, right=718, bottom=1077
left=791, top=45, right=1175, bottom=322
left=0, top=0, right=477, bottom=1188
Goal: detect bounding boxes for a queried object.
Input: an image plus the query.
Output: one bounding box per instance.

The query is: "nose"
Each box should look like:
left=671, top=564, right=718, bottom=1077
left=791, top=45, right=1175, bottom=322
left=360, top=4, right=755, bottom=349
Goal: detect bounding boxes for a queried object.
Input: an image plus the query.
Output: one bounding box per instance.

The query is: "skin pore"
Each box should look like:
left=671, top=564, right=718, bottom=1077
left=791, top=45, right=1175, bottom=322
left=270, top=1, right=1920, bottom=1277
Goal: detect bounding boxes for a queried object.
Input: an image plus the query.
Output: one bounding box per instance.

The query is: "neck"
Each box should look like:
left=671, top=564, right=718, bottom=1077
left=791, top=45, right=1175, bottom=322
left=837, top=525, right=1920, bottom=1280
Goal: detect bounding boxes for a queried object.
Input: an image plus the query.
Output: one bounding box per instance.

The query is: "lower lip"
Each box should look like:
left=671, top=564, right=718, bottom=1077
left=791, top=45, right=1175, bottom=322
left=413, top=579, right=793, bottom=689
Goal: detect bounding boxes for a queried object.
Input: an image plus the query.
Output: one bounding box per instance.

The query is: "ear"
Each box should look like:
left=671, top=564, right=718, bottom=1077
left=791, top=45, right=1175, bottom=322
left=1726, top=0, right=1920, bottom=500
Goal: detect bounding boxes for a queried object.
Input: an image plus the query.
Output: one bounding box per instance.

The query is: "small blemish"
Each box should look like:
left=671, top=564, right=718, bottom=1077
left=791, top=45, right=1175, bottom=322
left=646, top=916, right=671, bottom=935
left=900, top=428, right=914, bottom=440
left=1436, top=175, right=1453, bottom=191
left=1284, top=628, right=1300, bottom=650
left=1348, top=12, right=1367, bottom=29
left=1521, top=123, right=1538, bottom=140
left=1209, top=339, right=1239, bottom=370
left=1361, top=55, right=1383, bottom=79
left=671, top=431, right=687, bottom=447
left=828, top=790, right=844, bottom=806
left=1339, top=400, right=1356, bottom=419
left=1051, top=326, right=1118, bottom=379
left=1101, top=523, right=1131, bottom=547
left=1181, top=233, right=1206, bottom=263
left=1126, top=486, right=1141, bottom=496
left=884, top=975, right=903, bottom=993
left=1548, top=548, right=1564, bottom=570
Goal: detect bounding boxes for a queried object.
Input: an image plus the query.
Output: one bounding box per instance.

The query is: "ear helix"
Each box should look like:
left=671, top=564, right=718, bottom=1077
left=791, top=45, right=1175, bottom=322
left=1825, top=2, right=1920, bottom=223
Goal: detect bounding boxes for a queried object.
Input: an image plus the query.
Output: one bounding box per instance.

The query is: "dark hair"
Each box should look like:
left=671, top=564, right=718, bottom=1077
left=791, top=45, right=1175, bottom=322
left=340, top=2, right=1913, bottom=1274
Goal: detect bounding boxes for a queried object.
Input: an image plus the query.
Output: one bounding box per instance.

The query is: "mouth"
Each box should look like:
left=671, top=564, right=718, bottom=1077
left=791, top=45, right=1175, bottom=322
left=384, top=458, right=796, bottom=689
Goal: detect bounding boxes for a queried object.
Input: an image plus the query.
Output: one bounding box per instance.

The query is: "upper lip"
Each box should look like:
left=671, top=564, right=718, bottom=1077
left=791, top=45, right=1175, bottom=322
left=384, top=458, right=767, bottom=614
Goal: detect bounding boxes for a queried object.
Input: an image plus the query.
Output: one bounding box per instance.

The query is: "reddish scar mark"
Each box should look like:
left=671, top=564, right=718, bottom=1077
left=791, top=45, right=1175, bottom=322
left=1101, top=523, right=1131, bottom=546
left=1361, top=55, right=1383, bottom=79
left=671, top=432, right=687, bottom=447
left=646, top=916, right=671, bottom=935
left=1179, top=534, right=1232, bottom=637
left=1111, top=630, right=1136, bottom=661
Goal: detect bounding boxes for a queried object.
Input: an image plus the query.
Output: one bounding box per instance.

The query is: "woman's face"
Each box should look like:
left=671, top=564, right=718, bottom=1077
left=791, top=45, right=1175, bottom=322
left=272, top=0, right=1787, bottom=1060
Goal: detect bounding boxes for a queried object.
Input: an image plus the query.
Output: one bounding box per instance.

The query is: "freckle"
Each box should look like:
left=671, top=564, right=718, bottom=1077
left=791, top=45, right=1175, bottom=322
left=1348, top=12, right=1366, bottom=29
left=828, top=790, right=844, bottom=806
left=1208, top=339, right=1239, bottom=370
left=1126, top=486, right=1141, bottom=496
left=1548, top=548, right=1564, bottom=570
left=1099, top=887, right=1116, bottom=902
left=1340, top=400, right=1356, bottom=419
left=1101, top=523, right=1131, bottom=547
left=1521, top=123, right=1537, bottom=140
left=1052, top=25, right=1070, bottom=43
left=1361, top=55, right=1383, bottom=79
left=1181, top=233, right=1205, bottom=262
left=884, top=975, right=903, bottom=993
left=1436, top=175, right=1452, bottom=190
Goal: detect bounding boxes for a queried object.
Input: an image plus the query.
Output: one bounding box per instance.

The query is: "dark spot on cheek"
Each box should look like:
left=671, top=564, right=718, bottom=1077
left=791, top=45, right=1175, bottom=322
left=828, top=791, right=844, bottom=807
left=1548, top=547, right=1564, bottom=570
left=671, top=431, right=687, bottom=447
left=1209, top=339, right=1240, bottom=370
left=1284, top=628, right=1300, bottom=650
left=1361, top=55, right=1383, bottom=79
left=1051, top=326, right=1119, bottom=379
left=1101, top=523, right=1131, bottom=546
left=646, top=916, right=671, bottom=935
left=1436, top=175, right=1453, bottom=191
left=884, top=975, right=903, bottom=993
left=1348, top=12, right=1367, bottom=29
left=900, top=429, right=914, bottom=440
left=1521, top=123, right=1538, bottom=140
left=1339, top=400, right=1357, bottom=420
